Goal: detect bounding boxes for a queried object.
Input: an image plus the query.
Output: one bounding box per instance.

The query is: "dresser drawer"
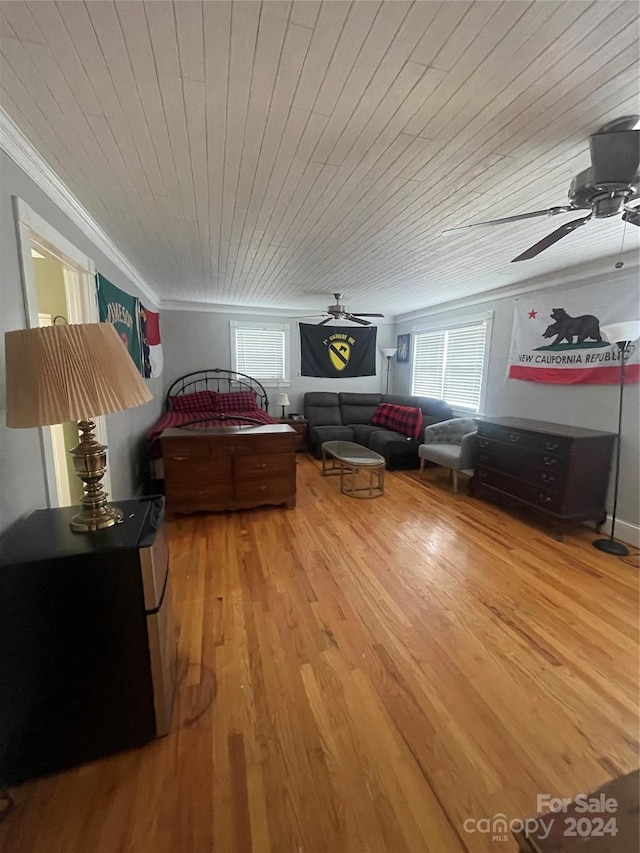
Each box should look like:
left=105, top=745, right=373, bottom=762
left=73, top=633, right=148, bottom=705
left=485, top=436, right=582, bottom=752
left=477, top=451, right=566, bottom=490
left=477, top=423, right=571, bottom=457
left=234, top=475, right=294, bottom=502
left=234, top=453, right=294, bottom=479
left=164, top=478, right=233, bottom=502
left=475, top=467, right=562, bottom=512
left=163, top=456, right=231, bottom=480
left=477, top=437, right=567, bottom=472
left=162, top=437, right=210, bottom=459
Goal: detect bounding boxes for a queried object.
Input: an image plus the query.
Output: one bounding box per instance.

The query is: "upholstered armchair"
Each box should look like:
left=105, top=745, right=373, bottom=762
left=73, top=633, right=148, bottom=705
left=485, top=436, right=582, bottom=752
left=418, top=418, right=478, bottom=493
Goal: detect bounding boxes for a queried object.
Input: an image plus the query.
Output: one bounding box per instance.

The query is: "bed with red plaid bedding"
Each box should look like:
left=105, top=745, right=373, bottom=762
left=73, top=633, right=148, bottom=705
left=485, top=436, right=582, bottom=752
left=147, top=407, right=279, bottom=453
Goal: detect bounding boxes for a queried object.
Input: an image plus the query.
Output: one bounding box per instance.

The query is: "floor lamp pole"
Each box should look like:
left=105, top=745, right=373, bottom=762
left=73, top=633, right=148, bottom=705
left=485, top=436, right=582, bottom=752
left=381, top=348, right=397, bottom=395
left=593, top=340, right=630, bottom=557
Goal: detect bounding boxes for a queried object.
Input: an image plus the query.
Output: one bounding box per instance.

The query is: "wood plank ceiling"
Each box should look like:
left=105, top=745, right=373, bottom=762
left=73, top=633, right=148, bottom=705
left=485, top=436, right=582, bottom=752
left=0, top=1, right=638, bottom=316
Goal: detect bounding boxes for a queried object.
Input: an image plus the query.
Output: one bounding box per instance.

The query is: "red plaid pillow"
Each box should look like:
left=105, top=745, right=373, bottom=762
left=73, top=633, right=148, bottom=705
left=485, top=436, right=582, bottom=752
left=371, top=403, right=423, bottom=439
left=171, top=390, right=218, bottom=413
left=215, top=390, right=258, bottom=412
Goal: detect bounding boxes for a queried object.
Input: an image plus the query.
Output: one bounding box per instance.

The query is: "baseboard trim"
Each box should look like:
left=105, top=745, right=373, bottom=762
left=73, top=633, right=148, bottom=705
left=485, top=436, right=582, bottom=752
left=589, top=515, right=640, bottom=549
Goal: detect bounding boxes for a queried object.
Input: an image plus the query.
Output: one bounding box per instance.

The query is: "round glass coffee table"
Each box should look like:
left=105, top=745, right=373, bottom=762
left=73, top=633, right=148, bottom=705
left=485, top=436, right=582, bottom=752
left=321, top=440, right=385, bottom=498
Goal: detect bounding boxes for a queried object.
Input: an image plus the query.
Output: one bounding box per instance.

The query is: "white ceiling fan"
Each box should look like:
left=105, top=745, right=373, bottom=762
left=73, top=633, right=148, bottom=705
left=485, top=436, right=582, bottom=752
left=294, top=293, right=384, bottom=326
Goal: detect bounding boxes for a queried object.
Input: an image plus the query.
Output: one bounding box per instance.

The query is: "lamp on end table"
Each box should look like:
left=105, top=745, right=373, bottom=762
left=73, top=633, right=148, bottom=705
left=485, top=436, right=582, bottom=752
left=5, top=322, right=153, bottom=533
left=276, top=393, right=290, bottom=419
left=592, top=320, right=640, bottom=557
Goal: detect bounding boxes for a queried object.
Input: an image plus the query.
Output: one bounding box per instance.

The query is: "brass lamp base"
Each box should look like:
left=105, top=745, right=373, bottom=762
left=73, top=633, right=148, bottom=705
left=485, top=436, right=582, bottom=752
left=70, top=503, right=123, bottom=532
left=69, top=419, right=123, bottom=533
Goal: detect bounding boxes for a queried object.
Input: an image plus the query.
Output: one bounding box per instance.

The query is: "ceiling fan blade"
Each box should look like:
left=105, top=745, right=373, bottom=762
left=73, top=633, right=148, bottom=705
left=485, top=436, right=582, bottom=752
left=442, top=206, right=575, bottom=234
left=351, top=313, right=384, bottom=317
left=622, top=207, right=640, bottom=227
left=590, top=128, right=640, bottom=186
left=317, top=316, right=333, bottom=326
left=346, top=315, right=371, bottom=325
left=511, top=215, right=592, bottom=262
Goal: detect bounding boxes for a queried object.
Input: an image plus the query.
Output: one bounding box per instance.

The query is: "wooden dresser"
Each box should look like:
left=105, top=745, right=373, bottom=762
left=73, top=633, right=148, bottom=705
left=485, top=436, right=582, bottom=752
left=161, top=424, right=297, bottom=516
left=471, top=416, right=615, bottom=538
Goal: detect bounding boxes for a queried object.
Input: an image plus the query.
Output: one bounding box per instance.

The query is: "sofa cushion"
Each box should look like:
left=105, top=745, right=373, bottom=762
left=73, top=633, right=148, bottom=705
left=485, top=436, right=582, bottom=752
left=339, top=393, right=382, bottom=425
left=350, top=424, right=383, bottom=445
left=171, top=390, right=218, bottom=413
left=310, top=424, right=354, bottom=446
left=371, top=403, right=423, bottom=439
left=304, top=392, right=342, bottom=427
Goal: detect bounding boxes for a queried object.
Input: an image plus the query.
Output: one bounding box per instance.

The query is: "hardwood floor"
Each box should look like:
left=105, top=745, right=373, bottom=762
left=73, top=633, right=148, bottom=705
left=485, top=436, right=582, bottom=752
left=1, top=456, right=638, bottom=853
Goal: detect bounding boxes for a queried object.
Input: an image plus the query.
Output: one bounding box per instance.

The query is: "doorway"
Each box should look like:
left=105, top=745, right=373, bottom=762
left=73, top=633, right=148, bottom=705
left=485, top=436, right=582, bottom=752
left=14, top=198, right=110, bottom=508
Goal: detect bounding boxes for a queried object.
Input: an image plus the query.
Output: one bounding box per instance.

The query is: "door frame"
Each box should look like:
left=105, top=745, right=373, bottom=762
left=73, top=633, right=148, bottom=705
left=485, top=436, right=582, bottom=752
left=13, top=196, right=111, bottom=507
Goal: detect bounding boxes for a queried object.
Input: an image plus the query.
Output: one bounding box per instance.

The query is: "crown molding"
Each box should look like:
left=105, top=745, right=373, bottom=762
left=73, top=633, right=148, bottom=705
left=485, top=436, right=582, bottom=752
left=0, top=106, right=159, bottom=307
left=160, top=298, right=396, bottom=323
left=394, top=251, right=640, bottom=324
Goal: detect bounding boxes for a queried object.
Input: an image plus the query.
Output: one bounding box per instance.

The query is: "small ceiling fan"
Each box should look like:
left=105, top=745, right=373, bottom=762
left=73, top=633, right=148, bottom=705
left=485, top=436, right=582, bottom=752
left=443, top=116, right=640, bottom=262
left=295, top=293, right=384, bottom=325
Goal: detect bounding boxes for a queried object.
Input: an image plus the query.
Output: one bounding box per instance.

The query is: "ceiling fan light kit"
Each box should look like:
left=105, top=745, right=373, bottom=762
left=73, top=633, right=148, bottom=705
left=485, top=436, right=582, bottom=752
left=443, top=116, right=640, bottom=262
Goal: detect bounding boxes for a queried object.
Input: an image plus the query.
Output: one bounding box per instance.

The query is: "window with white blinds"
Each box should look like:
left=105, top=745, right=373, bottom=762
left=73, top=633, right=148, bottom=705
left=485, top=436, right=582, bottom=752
left=231, top=322, right=289, bottom=384
left=411, top=320, right=488, bottom=413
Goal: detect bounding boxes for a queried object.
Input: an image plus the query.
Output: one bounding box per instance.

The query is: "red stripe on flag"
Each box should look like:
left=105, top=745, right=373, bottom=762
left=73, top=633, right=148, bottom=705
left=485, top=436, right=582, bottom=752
left=145, top=310, right=161, bottom=346
left=509, top=365, right=640, bottom=384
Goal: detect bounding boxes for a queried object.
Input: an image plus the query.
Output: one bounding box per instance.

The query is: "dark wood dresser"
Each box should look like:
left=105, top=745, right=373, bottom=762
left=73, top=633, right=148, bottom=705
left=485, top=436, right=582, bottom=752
left=471, top=416, right=615, bottom=538
left=161, top=424, right=297, bottom=516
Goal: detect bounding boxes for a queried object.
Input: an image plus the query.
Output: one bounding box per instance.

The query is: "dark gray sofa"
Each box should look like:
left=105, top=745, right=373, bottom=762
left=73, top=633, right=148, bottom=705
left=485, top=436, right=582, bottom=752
left=303, top=392, right=455, bottom=469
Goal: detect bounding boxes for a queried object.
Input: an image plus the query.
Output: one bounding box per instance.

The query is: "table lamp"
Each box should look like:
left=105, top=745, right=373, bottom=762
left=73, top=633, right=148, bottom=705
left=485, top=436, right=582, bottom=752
left=591, top=320, right=640, bottom=556
left=381, top=347, right=397, bottom=394
left=276, top=392, right=290, bottom=419
left=5, top=322, right=153, bottom=532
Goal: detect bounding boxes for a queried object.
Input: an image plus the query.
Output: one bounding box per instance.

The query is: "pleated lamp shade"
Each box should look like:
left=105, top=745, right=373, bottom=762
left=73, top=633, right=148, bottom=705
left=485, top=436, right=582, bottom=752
left=5, top=323, right=153, bottom=428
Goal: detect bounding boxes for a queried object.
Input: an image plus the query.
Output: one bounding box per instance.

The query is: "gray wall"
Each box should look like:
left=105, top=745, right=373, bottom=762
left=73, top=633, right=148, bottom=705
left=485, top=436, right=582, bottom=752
left=161, top=309, right=397, bottom=414
left=394, top=268, right=640, bottom=538
left=0, top=149, right=163, bottom=533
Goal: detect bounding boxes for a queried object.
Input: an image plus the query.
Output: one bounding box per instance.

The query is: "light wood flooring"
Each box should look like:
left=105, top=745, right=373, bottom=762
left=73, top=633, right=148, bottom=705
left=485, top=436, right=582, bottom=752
left=1, top=456, right=638, bottom=853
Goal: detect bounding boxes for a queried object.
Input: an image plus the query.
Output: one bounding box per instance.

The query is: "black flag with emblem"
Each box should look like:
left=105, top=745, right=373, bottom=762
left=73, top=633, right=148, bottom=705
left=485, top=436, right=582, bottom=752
left=300, top=323, right=377, bottom=378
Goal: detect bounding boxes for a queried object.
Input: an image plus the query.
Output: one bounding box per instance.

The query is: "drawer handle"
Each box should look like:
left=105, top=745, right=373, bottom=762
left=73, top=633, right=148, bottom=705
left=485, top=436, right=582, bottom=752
left=479, top=439, right=490, bottom=448
left=541, top=473, right=555, bottom=484
left=480, top=453, right=489, bottom=462
left=509, top=433, right=520, bottom=443
left=171, top=456, right=188, bottom=461
left=545, top=441, right=560, bottom=451
left=543, top=456, right=557, bottom=467
left=539, top=494, right=553, bottom=504
left=260, top=485, right=267, bottom=491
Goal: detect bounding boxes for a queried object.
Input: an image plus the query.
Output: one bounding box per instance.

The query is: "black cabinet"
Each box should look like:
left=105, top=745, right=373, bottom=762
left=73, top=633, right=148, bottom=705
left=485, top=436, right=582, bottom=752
left=471, top=417, right=615, bottom=536
left=0, top=497, right=176, bottom=786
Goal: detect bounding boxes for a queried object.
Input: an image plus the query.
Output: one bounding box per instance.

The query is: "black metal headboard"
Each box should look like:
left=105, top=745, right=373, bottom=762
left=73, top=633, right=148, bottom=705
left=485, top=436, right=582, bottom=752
left=165, top=369, right=270, bottom=412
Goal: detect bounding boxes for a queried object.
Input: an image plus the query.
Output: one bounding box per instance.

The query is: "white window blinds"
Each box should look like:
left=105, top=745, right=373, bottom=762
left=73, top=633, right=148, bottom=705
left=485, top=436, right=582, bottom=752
left=412, top=321, right=488, bottom=413
left=232, top=323, right=288, bottom=383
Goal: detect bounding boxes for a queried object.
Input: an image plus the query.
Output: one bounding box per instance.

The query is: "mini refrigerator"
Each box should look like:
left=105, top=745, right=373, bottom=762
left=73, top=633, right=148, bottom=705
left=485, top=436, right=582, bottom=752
left=0, top=496, right=176, bottom=786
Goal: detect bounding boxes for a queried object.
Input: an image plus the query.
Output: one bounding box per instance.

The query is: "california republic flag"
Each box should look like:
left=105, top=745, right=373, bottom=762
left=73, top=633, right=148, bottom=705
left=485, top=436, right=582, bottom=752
left=509, top=283, right=640, bottom=385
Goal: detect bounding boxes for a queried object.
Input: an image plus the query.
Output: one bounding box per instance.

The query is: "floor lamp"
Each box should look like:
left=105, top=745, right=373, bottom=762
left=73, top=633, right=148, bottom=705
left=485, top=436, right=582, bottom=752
left=382, top=348, right=397, bottom=394
left=592, top=320, right=640, bottom=557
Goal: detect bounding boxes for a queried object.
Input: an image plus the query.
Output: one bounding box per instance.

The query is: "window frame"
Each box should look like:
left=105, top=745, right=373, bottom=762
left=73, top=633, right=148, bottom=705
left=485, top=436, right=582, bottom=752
left=411, top=310, right=493, bottom=415
left=230, top=320, right=290, bottom=388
